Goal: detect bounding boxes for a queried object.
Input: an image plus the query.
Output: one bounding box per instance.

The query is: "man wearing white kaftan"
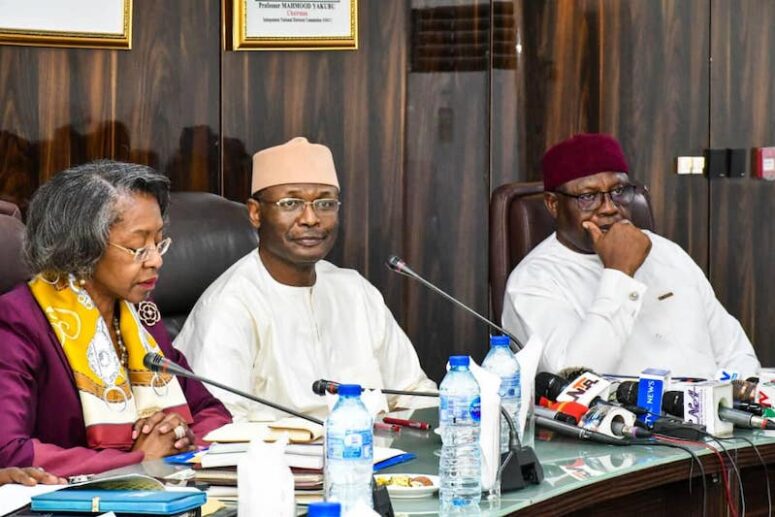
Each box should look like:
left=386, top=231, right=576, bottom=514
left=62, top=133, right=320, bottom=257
left=503, top=231, right=759, bottom=378
left=176, top=251, right=435, bottom=420
left=502, top=134, right=760, bottom=379
left=175, top=137, right=436, bottom=420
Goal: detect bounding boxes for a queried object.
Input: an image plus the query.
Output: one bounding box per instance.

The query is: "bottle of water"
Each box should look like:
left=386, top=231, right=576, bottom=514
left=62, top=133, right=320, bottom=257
left=482, top=335, right=521, bottom=454
left=439, top=355, right=482, bottom=511
left=325, top=384, right=374, bottom=513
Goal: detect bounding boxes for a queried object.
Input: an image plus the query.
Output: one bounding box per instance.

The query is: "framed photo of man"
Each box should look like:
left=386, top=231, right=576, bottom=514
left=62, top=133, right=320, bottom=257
left=225, top=0, right=358, bottom=51
left=0, top=0, right=132, bottom=49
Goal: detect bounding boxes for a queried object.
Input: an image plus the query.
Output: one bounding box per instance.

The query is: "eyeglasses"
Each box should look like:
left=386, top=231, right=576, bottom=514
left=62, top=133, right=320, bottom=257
left=258, top=197, right=341, bottom=215
left=555, top=184, right=638, bottom=212
left=108, top=237, right=172, bottom=262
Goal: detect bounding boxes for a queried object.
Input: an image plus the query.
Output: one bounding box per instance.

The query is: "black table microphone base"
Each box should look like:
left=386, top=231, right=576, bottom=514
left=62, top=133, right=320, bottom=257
left=500, top=446, right=544, bottom=492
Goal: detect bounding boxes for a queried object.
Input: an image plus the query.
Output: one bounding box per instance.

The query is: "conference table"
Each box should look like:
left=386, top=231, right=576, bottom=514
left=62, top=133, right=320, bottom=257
left=13, top=408, right=775, bottom=516
left=380, top=408, right=775, bottom=516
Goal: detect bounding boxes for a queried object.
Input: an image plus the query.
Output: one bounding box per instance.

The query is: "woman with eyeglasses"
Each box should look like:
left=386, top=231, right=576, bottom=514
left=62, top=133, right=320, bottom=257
left=0, top=161, right=231, bottom=477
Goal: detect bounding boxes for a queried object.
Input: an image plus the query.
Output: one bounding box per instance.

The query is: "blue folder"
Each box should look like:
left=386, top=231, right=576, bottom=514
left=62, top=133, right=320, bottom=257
left=31, top=489, right=206, bottom=515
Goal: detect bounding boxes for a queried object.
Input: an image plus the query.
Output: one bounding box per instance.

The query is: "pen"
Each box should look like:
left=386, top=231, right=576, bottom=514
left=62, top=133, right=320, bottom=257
left=383, top=417, right=430, bottom=430
left=374, top=422, right=401, bottom=432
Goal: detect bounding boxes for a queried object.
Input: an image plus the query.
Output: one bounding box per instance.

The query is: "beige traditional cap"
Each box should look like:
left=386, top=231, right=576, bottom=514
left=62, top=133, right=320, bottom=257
left=251, top=137, right=340, bottom=194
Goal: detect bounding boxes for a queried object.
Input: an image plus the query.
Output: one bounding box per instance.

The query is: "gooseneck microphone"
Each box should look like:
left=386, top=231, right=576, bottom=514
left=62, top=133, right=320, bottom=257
left=385, top=255, right=523, bottom=352
left=312, top=379, right=440, bottom=398
left=144, top=353, right=323, bottom=426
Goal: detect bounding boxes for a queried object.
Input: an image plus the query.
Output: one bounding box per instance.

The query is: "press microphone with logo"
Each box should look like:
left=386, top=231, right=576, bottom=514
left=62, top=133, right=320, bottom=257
left=143, top=353, right=323, bottom=425
left=311, top=379, right=439, bottom=398
left=535, top=371, right=612, bottom=407
left=534, top=373, right=648, bottom=440
left=661, top=383, right=775, bottom=435
left=614, top=381, right=707, bottom=440
left=534, top=414, right=632, bottom=446
left=385, top=255, right=523, bottom=352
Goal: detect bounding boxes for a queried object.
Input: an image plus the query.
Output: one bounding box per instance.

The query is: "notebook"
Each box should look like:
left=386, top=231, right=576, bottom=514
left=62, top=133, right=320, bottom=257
left=31, top=489, right=206, bottom=515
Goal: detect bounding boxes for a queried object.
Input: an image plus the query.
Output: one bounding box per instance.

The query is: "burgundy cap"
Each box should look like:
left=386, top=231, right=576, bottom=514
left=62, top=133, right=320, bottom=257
left=542, top=134, right=629, bottom=191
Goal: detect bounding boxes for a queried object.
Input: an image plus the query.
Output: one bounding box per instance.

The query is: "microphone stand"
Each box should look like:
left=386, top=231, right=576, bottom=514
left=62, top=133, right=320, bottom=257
left=313, top=380, right=543, bottom=491
left=144, top=354, right=323, bottom=426
left=386, top=255, right=523, bottom=352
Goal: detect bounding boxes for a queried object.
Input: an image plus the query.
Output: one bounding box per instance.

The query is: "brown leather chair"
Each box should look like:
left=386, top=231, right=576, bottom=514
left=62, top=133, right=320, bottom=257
left=153, top=192, right=258, bottom=338
left=489, top=181, right=655, bottom=324
left=0, top=200, right=30, bottom=294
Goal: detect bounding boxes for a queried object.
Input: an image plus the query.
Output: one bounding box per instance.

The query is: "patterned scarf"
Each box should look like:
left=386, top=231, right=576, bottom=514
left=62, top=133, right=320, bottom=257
left=29, top=274, right=192, bottom=449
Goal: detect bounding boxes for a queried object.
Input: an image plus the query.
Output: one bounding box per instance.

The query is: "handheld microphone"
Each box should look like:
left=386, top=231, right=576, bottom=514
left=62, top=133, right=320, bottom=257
left=662, top=388, right=775, bottom=431
left=614, top=381, right=706, bottom=440
left=143, top=353, right=323, bottom=426
left=535, top=371, right=612, bottom=407
left=731, top=379, right=757, bottom=402
left=534, top=405, right=578, bottom=425
left=311, top=379, right=439, bottom=398
left=534, top=414, right=630, bottom=446
left=385, top=255, right=523, bottom=352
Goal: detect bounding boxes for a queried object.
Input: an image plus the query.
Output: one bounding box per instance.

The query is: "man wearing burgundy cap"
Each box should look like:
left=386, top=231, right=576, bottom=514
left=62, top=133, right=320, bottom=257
left=502, top=134, right=759, bottom=378
left=176, top=137, right=435, bottom=420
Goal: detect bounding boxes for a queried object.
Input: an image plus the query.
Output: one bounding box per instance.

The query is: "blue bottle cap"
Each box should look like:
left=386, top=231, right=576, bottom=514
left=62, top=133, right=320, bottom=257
left=490, top=335, right=510, bottom=347
left=307, top=501, right=342, bottom=517
left=338, top=384, right=363, bottom=397
left=449, top=355, right=470, bottom=368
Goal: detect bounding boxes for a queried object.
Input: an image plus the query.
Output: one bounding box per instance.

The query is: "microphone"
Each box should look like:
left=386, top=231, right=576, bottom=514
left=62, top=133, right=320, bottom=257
left=535, top=371, right=612, bottom=407
left=534, top=405, right=578, bottom=425
left=662, top=388, right=775, bottom=431
left=534, top=414, right=630, bottom=446
left=311, top=379, right=439, bottom=398
left=731, top=379, right=757, bottom=402
left=386, top=255, right=523, bottom=352
left=614, top=381, right=707, bottom=440
left=143, top=353, right=323, bottom=426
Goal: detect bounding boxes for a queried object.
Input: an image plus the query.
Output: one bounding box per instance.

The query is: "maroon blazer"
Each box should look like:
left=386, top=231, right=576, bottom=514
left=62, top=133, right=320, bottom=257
left=0, top=284, right=232, bottom=477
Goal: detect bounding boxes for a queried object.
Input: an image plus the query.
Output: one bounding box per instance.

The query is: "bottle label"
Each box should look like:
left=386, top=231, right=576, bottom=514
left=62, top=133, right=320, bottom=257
left=501, top=376, right=520, bottom=398
left=440, top=395, right=481, bottom=423
left=327, top=430, right=373, bottom=460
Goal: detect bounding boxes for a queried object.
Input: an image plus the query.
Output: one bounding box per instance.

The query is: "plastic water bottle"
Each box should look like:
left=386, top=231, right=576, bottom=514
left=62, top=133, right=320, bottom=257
left=439, top=355, right=482, bottom=511
left=482, top=335, right=521, bottom=454
left=324, top=384, right=374, bottom=513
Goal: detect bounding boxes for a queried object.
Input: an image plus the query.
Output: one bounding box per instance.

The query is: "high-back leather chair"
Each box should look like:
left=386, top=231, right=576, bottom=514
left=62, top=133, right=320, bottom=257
left=154, top=192, right=258, bottom=338
left=0, top=200, right=29, bottom=294
left=489, top=181, right=655, bottom=324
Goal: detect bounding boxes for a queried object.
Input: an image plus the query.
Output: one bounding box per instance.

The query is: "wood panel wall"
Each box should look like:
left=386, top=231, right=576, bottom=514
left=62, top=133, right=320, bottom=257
left=0, top=0, right=221, bottom=209
left=0, top=0, right=773, bottom=379
left=709, top=0, right=775, bottom=366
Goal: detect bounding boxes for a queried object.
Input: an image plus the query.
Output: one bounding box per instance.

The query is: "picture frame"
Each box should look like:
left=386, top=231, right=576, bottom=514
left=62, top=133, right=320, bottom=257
left=0, top=0, right=132, bottom=50
left=225, top=0, right=358, bottom=51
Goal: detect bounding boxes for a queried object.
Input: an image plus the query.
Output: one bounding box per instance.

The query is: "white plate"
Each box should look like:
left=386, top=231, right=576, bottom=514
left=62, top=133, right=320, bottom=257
left=375, top=473, right=439, bottom=499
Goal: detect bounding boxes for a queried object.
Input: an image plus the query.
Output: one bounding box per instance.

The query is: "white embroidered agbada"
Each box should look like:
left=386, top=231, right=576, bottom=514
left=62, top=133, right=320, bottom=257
left=175, top=251, right=437, bottom=420
left=502, top=231, right=760, bottom=378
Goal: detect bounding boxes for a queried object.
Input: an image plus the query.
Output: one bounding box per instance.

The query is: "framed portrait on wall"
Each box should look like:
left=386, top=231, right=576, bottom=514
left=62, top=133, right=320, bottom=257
left=225, top=0, right=358, bottom=51
left=0, top=0, right=132, bottom=49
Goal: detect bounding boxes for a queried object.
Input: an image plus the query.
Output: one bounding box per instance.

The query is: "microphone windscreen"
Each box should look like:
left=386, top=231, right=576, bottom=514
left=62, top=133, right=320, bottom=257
left=385, top=255, right=403, bottom=271
left=143, top=352, right=162, bottom=371
left=557, top=366, right=595, bottom=381
left=661, top=391, right=684, bottom=418
left=535, top=372, right=568, bottom=403
left=616, top=381, right=639, bottom=406
left=311, top=380, right=326, bottom=396
left=732, top=379, right=757, bottom=402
